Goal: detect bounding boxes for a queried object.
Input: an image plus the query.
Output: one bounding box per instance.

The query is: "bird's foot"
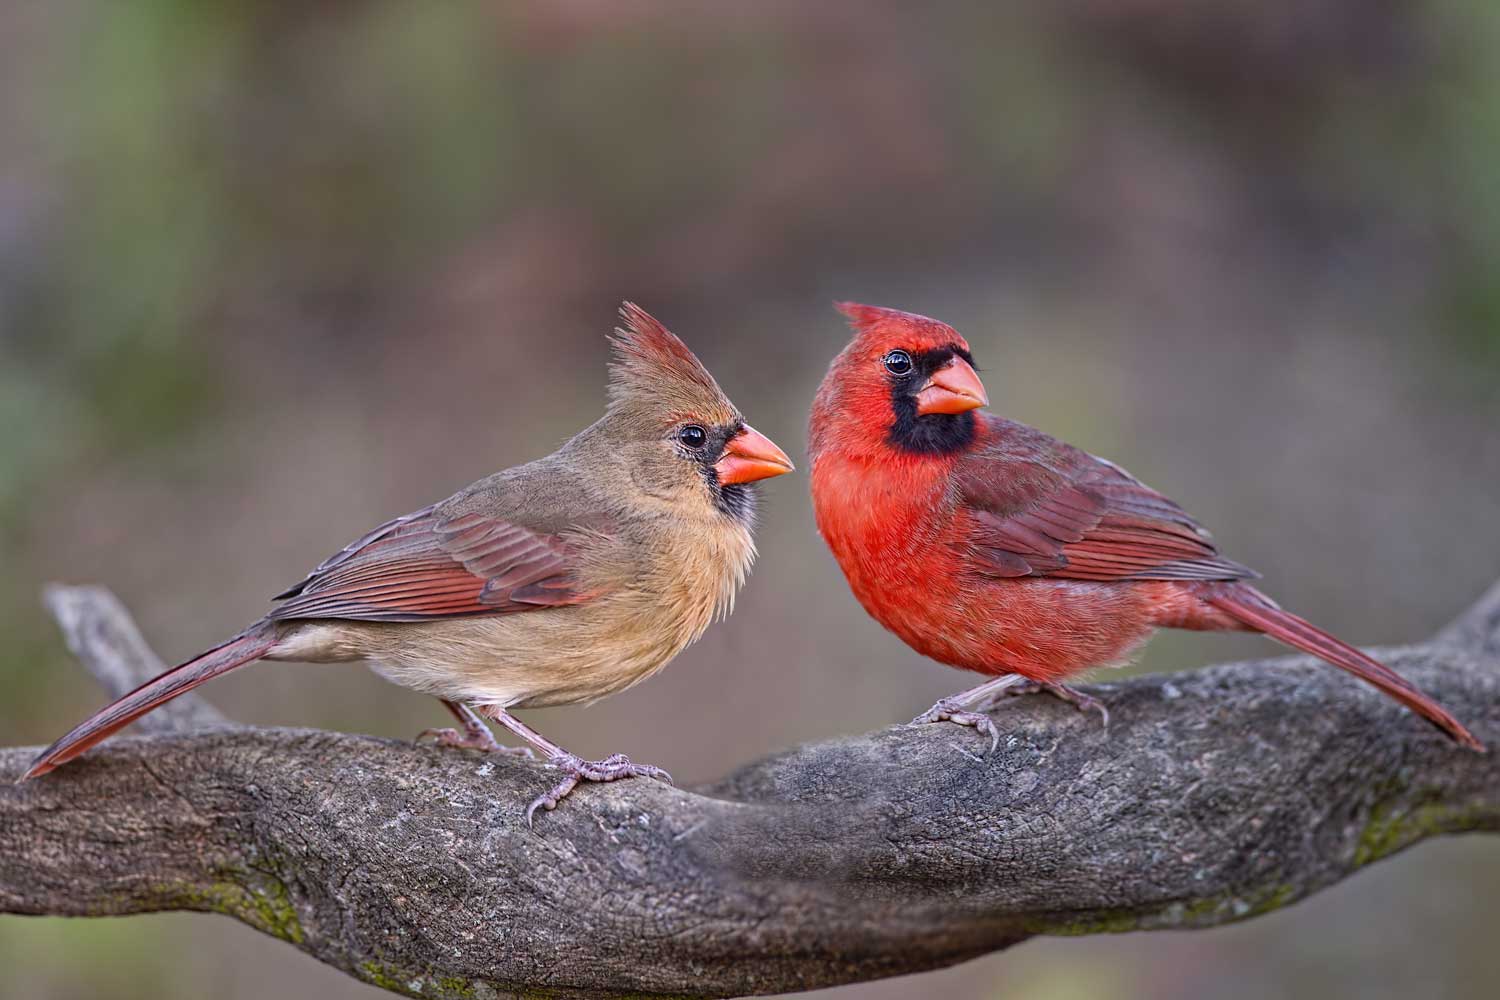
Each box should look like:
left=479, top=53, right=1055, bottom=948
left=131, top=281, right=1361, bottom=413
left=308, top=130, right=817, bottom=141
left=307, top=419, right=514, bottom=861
left=417, top=724, right=534, bottom=757
left=910, top=697, right=1002, bottom=754
left=527, top=752, right=674, bottom=826
left=1000, top=679, right=1110, bottom=728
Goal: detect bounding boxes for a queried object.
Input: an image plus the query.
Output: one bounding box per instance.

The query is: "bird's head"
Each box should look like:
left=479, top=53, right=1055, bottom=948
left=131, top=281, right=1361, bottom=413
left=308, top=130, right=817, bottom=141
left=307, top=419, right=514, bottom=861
left=599, top=302, right=793, bottom=523
left=810, top=302, right=988, bottom=460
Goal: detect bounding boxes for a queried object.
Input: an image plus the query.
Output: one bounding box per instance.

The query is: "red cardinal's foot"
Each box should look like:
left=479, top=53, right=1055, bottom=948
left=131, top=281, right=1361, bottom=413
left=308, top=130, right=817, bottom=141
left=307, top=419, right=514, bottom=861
left=911, top=697, right=1003, bottom=754
left=417, top=724, right=534, bottom=757
left=527, top=752, right=673, bottom=825
left=1000, top=679, right=1110, bottom=728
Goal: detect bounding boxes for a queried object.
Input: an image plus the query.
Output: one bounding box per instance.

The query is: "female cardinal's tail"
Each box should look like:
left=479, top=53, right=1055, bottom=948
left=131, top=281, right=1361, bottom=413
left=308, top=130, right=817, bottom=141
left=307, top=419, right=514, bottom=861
left=20, top=622, right=280, bottom=780
left=1205, top=584, right=1483, bottom=751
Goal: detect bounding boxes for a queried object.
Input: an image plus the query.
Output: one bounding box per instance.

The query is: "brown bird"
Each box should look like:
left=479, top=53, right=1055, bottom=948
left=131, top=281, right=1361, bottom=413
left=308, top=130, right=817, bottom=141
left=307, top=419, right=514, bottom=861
left=23, top=303, right=795, bottom=821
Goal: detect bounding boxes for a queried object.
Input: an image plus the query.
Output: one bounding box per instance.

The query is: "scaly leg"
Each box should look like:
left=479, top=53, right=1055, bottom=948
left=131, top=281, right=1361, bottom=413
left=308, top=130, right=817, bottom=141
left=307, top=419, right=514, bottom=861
left=477, top=705, right=673, bottom=825
left=418, top=700, right=534, bottom=757
left=912, top=674, right=1109, bottom=753
left=996, top=678, right=1110, bottom=728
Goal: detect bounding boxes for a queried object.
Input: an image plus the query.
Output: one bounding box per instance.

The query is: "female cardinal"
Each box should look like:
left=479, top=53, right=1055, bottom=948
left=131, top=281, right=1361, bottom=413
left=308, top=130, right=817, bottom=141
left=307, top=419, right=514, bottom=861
left=24, top=303, right=794, bottom=820
left=809, top=302, right=1481, bottom=752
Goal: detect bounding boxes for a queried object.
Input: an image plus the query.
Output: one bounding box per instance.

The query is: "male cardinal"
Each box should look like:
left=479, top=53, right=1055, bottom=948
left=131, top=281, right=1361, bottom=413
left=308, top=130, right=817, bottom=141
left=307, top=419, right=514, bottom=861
left=809, top=302, right=1481, bottom=752
left=23, top=303, right=794, bottom=820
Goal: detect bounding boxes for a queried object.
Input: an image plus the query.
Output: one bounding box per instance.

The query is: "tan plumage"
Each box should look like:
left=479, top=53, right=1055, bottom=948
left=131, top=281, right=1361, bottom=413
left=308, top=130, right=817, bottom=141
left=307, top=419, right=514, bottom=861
left=274, top=419, right=757, bottom=709
left=23, top=303, right=793, bottom=819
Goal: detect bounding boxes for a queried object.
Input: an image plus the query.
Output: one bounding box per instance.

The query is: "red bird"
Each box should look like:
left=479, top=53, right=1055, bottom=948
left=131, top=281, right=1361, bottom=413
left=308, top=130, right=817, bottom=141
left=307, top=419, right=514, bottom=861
left=809, top=302, right=1482, bottom=752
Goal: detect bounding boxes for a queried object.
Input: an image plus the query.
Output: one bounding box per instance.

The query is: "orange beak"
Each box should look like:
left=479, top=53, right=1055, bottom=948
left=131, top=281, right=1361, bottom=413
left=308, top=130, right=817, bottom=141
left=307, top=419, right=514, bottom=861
left=915, top=356, right=988, bottom=415
left=715, top=424, right=794, bottom=485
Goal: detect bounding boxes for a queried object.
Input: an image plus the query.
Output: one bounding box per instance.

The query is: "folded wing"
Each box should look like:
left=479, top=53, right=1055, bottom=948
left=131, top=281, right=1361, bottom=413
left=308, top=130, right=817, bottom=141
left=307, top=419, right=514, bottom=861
left=271, top=505, right=593, bottom=622
left=959, top=437, right=1256, bottom=583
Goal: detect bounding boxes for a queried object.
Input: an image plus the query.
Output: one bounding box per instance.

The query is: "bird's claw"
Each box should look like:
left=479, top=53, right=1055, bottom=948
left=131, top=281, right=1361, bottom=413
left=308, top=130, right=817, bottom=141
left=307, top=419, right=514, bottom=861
left=526, top=752, right=673, bottom=826
left=1061, top=689, right=1110, bottom=729
left=911, top=699, right=1002, bottom=754
left=416, top=726, right=534, bottom=757
left=1001, top=680, right=1110, bottom=729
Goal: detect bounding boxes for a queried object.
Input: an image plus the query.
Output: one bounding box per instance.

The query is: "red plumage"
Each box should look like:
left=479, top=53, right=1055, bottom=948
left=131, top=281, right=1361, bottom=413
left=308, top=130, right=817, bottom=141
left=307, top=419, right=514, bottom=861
left=809, top=303, right=1481, bottom=750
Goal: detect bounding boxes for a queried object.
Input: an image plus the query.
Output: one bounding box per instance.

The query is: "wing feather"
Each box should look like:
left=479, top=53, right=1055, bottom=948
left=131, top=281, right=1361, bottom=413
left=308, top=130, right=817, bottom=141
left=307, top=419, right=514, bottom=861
left=269, top=505, right=597, bottom=623
left=961, top=424, right=1257, bottom=584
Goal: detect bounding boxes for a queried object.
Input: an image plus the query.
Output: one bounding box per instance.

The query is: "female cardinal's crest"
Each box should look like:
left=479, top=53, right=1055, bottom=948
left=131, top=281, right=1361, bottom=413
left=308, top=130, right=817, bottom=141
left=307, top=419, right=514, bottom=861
left=608, top=302, right=737, bottom=424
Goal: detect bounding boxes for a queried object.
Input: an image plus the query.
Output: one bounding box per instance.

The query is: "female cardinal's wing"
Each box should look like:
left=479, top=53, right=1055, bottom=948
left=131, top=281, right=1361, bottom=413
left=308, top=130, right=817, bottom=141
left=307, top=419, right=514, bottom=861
left=957, top=426, right=1256, bottom=583
left=269, top=503, right=600, bottom=622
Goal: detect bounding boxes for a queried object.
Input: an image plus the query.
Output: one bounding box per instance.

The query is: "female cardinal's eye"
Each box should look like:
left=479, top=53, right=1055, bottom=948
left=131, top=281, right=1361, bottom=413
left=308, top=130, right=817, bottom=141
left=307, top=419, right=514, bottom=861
left=883, top=350, right=913, bottom=376
left=678, top=424, right=708, bottom=449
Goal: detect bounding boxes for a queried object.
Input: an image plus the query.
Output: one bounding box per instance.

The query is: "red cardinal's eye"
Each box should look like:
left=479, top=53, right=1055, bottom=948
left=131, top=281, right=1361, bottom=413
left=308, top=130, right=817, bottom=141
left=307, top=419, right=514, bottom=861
left=679, top=424, right=707, bottom=448
left=883, top=350, right=913, bottom=376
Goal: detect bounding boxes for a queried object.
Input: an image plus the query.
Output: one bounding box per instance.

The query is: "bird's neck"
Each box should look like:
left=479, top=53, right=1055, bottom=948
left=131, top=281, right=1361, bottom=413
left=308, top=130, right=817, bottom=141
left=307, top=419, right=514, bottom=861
left=811, top=443, right=958, bottom=552
left=810, top=410, right=992, bottom=560
left=638, top=511, right=757, bottom=650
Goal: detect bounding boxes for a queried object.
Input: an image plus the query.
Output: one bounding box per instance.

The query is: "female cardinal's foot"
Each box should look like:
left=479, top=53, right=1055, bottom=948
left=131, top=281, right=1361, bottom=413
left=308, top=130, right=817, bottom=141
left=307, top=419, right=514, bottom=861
left=418, top=699, right=534, bottom=756
left=416, top=725, right=533, bottom=756
left=998, top=679, right=1110, bottom=728
left=911, top=697, right=1002, bottom=754
left=527, top=753, right=673, bottom=826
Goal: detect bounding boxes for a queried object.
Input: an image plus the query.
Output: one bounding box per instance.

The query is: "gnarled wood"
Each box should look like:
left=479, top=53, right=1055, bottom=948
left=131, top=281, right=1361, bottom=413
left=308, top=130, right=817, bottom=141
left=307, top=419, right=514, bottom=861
left=3, top=584, right=1498, bottom=999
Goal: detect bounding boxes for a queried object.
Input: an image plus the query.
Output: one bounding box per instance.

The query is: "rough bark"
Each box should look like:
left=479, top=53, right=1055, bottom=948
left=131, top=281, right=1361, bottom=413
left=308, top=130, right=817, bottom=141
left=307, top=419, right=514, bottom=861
left=3, top=584, right=1498, bottom=1000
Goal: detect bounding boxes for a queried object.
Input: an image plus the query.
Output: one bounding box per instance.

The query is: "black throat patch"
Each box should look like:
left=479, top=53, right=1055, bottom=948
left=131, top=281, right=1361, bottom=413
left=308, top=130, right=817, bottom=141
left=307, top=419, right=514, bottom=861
left=698, top=423, right=759, bottom=525
left=714, top=482, right=756, bottom=523
left=886, top=346, right=978, bottom=455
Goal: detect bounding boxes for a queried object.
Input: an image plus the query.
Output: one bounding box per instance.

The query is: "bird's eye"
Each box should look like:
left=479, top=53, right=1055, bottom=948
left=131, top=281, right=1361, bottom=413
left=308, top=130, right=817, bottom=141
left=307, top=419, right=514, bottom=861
left=883, top=350, right=914, bottom=376
left=678, top=424, right=708, bottom=449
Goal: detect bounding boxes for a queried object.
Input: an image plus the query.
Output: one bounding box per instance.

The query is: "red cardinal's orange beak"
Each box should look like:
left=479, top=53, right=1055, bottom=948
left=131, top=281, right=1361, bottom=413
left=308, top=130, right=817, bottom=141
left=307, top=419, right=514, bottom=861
left=915, top=356, right=988, bottom=415
left=715, top=424, right=794, bottom=485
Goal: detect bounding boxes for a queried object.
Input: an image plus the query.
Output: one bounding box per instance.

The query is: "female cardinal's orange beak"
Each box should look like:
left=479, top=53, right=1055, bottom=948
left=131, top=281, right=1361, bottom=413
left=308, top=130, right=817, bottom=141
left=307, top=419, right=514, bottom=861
left=715, top=425, right=795, bottom=485
left=915, top=357, right=988, bottom=415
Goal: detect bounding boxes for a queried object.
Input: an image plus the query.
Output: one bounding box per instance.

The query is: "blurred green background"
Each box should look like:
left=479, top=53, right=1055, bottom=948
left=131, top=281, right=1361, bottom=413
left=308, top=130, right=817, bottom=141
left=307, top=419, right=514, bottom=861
left=3, top=2, right=1500, bottom=998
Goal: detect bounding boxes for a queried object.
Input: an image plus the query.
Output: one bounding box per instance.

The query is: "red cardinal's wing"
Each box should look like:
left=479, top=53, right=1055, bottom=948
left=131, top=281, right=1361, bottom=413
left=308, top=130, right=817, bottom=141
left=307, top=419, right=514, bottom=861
left=269, top=503, right=597, bottom=622
left=958, top=427, right=1256, bottom=583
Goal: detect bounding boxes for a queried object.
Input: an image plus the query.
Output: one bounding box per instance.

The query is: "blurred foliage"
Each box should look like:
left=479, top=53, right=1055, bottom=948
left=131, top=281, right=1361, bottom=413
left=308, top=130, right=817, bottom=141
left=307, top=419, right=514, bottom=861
left=1, top=2, right=1499, bottom=999
left=1433, top=0, right=1500, bottom=373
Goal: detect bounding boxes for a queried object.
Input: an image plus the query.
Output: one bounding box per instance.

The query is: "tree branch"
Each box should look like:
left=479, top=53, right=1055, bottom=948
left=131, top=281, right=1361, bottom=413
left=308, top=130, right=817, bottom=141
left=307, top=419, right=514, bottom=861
left=40, top=584, right=233, bottom=733
left=3, top=585, right=1498, bottom=1000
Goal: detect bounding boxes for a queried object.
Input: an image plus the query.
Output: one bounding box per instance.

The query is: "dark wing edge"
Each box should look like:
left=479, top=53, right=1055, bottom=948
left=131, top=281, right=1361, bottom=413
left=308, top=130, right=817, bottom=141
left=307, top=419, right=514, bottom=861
left=274, top=503, right=440, bottom=600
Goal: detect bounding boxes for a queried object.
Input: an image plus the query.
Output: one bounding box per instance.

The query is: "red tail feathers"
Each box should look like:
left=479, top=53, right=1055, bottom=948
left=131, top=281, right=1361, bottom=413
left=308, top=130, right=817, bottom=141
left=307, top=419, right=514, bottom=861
left=21, top=623, right=279, bottom=780
left=1206, top=584, right=1483, bottom=751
